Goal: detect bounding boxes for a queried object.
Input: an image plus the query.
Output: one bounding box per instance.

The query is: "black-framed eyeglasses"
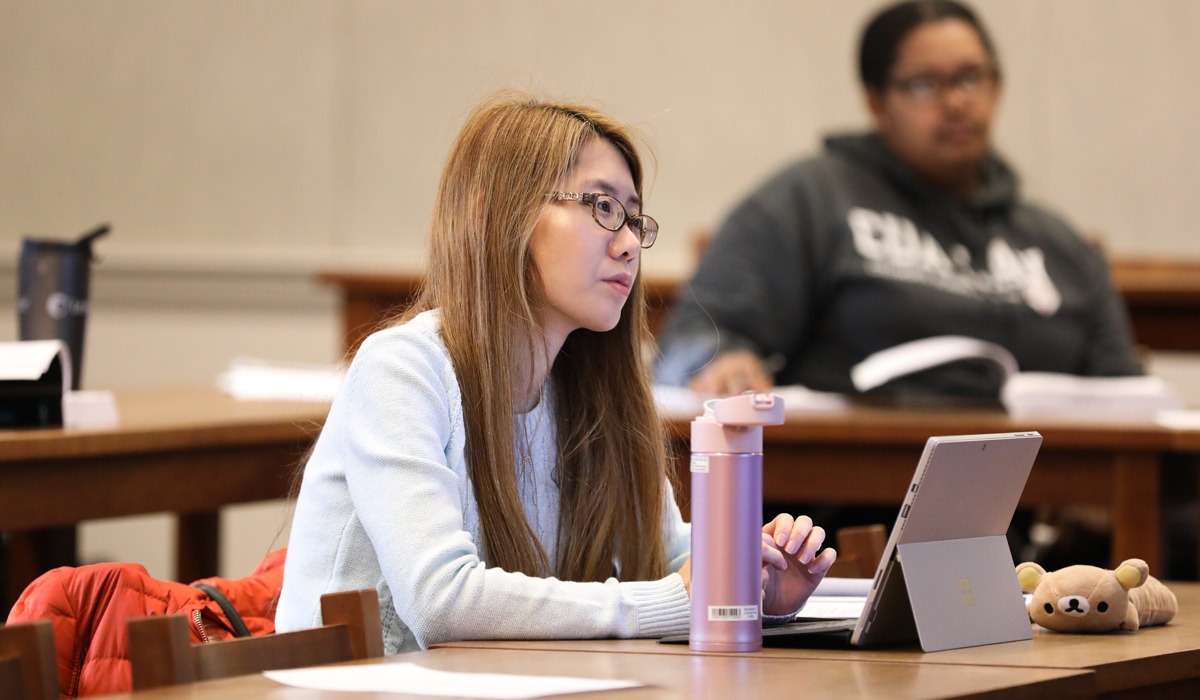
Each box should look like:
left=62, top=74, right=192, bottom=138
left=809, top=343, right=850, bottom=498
left=889, top=65, right=997, bottom=104
left=550, top=192, right=658, bottom=248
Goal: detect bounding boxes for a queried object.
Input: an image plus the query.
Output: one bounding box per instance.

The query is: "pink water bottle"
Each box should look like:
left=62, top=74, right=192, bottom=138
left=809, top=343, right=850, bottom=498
left=689, top=393, right=785, bottom=653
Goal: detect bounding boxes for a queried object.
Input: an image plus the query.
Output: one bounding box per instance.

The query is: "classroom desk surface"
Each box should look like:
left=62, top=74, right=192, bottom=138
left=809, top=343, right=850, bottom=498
left=93, top=645, right=1094, bottom=700
left=0, top=388, right=329, bottom=606
left=0, top=388, right=328, bottom=464
left=3, top=388, right=1196, bottom=609
left=87, top=585, right=1200, bottom=699
left=663, top=403, right=1193, bottom=575
left=444, top=582, right=1200, bottom=698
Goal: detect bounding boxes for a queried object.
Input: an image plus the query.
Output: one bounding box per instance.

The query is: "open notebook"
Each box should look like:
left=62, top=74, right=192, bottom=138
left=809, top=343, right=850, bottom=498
left=851, top=335, right=1179, bottom=419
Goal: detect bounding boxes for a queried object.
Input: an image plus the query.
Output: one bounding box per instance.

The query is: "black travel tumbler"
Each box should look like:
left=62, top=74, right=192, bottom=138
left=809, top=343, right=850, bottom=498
left=17, top=224, right=110, bottom=390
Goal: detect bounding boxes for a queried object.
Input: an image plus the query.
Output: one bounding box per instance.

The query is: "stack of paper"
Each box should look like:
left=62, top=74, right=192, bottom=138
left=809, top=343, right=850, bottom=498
left=1002, top=372, right=1182, bottom=419
left=850, top=335, right=1183, bottom=419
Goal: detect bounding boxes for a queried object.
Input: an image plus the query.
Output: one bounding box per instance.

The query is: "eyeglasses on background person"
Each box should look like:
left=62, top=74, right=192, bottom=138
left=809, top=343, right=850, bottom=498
left=550, top=192, right=659, bottom=248
left=889, top=64, right=997, bottom=104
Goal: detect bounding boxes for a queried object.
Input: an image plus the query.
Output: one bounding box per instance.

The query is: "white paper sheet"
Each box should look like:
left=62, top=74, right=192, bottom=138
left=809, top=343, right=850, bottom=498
left=1003, top=372, right=1181, bottom=419
left=0, top=339, right=71, bottom=388
left=851, top=335, right=1021, bottom=393
left=63, top=390, right=119, bottom=429
left=811, top=576, right=873, bottom=597
left=796, top=588, right=1034, bottom=621
left=797, top=595, right=867, bottom=619
left=218, top=356, right=344, bottom=402
left=263, top=662, right=644, bottom=698
left=1156, top=409, right=1200, bottom=429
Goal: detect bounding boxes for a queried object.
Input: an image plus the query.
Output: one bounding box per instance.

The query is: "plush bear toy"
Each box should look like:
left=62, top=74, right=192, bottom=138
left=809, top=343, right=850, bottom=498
left=1016, top=558, right=1177, bottom=632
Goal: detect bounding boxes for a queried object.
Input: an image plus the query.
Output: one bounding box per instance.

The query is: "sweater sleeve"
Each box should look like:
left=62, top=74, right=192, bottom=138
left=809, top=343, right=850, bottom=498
left=337, top=329, right=690, bottom=649
left=656, top=167, right=814, bottom=386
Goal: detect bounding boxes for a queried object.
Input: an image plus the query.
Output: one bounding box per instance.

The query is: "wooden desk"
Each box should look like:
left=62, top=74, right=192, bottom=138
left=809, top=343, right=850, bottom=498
left=6, top=386, right=1183, bottom=612
left=95, top=644, right=1093, bottom=699
left=662, top=403, right=1197, bottom=576
left=0, top=388, right=328, bottom=607
left=87, top=586, right=1200, bottom=699
left=320, top=256, right=1200, bottom=354
left=1110, top=258, right=1200, bottom=352
left=445, top=582, right=1200, bottom=698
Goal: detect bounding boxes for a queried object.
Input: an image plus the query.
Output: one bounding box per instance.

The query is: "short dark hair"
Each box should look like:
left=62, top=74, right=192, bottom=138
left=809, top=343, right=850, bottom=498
left=858, top=0, right=999, bottom=91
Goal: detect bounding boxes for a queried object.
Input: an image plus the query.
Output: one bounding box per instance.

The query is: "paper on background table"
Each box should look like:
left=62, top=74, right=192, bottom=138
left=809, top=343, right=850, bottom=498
left=63, top=390, right=119, bottom=429
left=1156, top=409, right=1200, bottom=429
left=0, top=339, right=72, bottom=388
left=849, top=335, right=1182, bottom=418
left=263, top=662, right=644, bottom=698
left=1002, top=372, right=1181, bottom=419
left=218, top=357, right=344, bottom=402
left=851, top=336, right=1019, bottom=393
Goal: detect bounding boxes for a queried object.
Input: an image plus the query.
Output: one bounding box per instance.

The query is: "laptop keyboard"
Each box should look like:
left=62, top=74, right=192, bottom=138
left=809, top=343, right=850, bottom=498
left=766, top=618, right=858, bottom=636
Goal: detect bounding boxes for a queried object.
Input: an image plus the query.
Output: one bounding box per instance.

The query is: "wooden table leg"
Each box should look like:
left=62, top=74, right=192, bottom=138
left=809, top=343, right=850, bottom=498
left=2, top=527, right=78, bottom=613
left=176, top=512, right=220, bottom=583
left=1113, top=452, right=1161, bottom=574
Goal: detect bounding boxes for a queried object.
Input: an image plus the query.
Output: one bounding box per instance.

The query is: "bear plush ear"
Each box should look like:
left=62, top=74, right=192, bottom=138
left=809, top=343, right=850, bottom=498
left=1114, top=559, right=1149, bottom=590
left=1016, top=561, right=1046, bottom=592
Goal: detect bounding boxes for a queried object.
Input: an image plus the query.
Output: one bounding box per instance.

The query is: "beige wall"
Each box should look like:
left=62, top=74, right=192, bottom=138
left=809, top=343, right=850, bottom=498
left=2, top=0, right=1199, bottom=579
left=4, top=0, right=1199, bottom=272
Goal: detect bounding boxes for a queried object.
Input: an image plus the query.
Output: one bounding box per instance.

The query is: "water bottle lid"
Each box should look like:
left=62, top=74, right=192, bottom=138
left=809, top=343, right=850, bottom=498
left=707, top=392, right=785, bottom=426
left=691, top=393, right=786, bottom=453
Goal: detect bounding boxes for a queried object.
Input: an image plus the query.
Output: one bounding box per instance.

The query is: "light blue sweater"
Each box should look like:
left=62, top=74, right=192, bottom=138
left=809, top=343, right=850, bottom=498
left=276, top=310, right=692, bottom=653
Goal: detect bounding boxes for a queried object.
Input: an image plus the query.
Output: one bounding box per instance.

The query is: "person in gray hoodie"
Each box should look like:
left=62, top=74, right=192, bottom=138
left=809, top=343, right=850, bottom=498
left=657, top=0, right=1142, bottom=400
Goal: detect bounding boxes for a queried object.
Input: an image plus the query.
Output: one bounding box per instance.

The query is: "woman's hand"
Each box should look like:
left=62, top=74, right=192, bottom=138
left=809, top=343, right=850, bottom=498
left=760, top=514, right=836, bottom=616
left=688, top=351, right=773, bottom=396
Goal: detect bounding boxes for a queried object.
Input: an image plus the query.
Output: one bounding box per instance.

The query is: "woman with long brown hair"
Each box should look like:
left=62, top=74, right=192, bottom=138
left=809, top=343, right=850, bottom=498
left=276, top=92, right=835, bottom=653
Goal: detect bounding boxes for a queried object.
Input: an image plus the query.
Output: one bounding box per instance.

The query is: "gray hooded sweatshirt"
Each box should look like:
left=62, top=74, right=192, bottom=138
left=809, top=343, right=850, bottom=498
left=656, top=133, right=1141, bottom=398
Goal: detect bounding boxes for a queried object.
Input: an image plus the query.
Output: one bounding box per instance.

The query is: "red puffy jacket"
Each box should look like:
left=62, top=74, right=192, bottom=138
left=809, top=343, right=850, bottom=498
left=5, top=548, right=285, bottom=698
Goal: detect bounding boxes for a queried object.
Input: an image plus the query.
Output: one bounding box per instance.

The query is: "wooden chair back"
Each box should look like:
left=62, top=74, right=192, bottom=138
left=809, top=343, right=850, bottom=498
left=0, top=619, right=60, bottom=700
left=828, top=524, right=888, bottom=578
left=128, top=588, right=383, bottom=691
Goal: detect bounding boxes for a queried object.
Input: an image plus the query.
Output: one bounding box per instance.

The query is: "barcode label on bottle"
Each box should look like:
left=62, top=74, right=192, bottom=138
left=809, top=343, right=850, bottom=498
left=690, top=455, right=710, bottom=473
left=708, top=605, right=759, bottom=622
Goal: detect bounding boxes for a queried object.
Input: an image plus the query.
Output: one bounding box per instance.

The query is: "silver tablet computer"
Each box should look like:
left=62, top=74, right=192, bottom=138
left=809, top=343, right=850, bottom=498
left=851, top=431, right=1042, bottom=651
left=750, top=431, right=1042, bottom=651
left=664, top=431, right=1042, bottom=652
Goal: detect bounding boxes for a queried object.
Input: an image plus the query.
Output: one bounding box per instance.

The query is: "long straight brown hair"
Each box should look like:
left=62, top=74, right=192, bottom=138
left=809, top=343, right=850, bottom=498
left=399, top=92, right=673, bottom=582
